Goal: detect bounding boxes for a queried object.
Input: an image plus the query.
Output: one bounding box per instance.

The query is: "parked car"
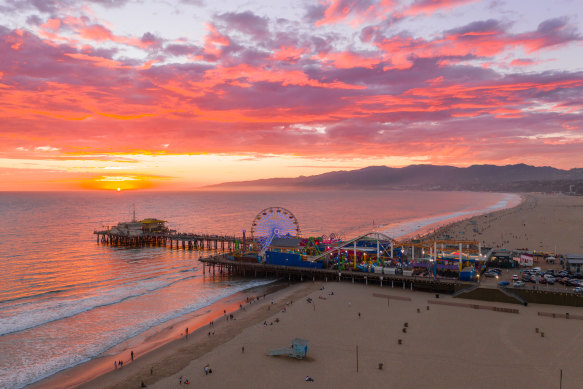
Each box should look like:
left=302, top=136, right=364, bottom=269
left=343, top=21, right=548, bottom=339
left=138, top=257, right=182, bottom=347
left=512, top=275, right=519, bottom=281
left=485, top=272, right=498, bottom=278
left=498, top=281, right=510, bottom=286
left=574, top=287, right=583, bottom=294
left=513, top=281, right=525, bottom=287
left=490, top=268, right=502, bottom=274
left=546, top=277, right=555, bottom=285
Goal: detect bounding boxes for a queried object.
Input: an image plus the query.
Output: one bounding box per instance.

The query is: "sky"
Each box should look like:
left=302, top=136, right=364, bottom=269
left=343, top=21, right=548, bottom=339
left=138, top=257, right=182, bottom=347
left=0, top=0, right=582, bottom=190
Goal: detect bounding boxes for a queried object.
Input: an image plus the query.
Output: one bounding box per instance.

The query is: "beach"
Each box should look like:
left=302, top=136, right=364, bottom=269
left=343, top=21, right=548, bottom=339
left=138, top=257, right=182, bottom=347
left=424, top=193, right=583, bottom=254
left=71, top=282, right=322, bottom=389
left=2, top=190, right=515, bottom=388
left=60, top=192, right=583, bottom=389
left=138, top=281, right=583, bottom=389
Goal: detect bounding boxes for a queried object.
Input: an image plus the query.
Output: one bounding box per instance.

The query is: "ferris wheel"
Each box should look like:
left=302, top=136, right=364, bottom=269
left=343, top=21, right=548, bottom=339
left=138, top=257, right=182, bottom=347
left=250, top=207, right=301, bottom=253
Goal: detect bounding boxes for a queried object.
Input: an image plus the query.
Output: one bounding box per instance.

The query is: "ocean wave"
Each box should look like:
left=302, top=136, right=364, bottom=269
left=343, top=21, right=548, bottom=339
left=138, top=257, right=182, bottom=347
left=1, top=278, right=275, bottom=389
left=0, top=272, right=200, bottom=337
left=381, top=193, right=521, bottom=238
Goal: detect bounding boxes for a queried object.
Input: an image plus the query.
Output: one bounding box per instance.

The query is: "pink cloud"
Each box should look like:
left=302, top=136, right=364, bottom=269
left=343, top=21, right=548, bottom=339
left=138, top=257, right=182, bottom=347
left=404, top=0, right=479, bottom=16
left=0, top=2, right=582, bottom=179
left=271, top=46, right=308, bottom=63
left=314, top=0, right=395, bottom=26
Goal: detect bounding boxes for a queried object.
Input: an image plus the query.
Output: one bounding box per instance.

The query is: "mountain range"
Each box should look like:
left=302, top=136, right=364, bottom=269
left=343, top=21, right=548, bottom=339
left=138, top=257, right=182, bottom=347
left=209, top=164, right=583, bottom=193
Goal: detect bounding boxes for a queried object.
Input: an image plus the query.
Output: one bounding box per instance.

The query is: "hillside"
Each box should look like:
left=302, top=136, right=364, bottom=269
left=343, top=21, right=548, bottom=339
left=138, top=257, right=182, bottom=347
left=209, top=164, right=583, bottom=193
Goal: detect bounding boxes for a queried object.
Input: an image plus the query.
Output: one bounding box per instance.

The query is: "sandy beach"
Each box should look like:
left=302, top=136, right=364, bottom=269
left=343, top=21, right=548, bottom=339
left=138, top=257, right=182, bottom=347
left=424, top=193, right=583, bottom=254
left=43, top=192, right=583, bottom=389
left=147, top=281, right=583, bottom=389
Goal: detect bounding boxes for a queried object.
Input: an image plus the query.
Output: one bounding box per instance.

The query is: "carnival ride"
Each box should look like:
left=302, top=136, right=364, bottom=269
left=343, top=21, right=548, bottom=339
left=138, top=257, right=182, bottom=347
left=251, top=207, right=300, bottom=256
left=247, top=206, right=482, bottom=278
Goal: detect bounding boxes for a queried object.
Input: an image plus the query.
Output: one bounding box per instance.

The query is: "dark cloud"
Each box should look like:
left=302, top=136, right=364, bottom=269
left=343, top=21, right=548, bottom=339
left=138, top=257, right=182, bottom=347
left=521, top=17, right=581, bottom=50
left=445, top=19, right=505, bottom=36
left=163, top=43, right=202, bottom=57
left=141, top=32, right=164, bottom=49
left=215, top=11, right=269, bottom=39
left=26, top=14, right=42, bottom=26
left=0, top=0, right=131, bottom=14
left=304, top=3, right=326, bottom=24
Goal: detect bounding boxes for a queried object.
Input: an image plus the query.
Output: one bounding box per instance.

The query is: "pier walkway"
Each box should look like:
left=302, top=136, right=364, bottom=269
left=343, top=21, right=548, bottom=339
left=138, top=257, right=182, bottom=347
left=94, top=230, right=246, bottom=251
left=200, top=254, right=472, bottom=294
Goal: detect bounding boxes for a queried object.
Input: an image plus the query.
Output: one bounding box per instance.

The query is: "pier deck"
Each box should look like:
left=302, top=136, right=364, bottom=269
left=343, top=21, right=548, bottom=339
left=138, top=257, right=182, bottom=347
left=94, top=230, right=246, bottom=251
left=199, top=254, right=472, bottom=294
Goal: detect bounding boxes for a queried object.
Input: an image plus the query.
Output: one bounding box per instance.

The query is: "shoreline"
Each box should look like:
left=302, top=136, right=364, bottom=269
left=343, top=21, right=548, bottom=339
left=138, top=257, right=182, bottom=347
left=67, top=193, right=523, bottom=388
left=27, top=279, right=292, bottom=389
left=81, top=281, right=320, bottom=389
left=421, top=193, right=583, bottom=254
left=415, top=193, right=525, bottom=242
left=28, top=192, right=583, bottom=388
left=382, top=192, right=522, bottom=240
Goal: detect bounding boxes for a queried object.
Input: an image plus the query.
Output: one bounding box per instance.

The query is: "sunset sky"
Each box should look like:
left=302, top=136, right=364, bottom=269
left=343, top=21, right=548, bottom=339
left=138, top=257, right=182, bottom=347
left=0, top=0, right=582, bottom=190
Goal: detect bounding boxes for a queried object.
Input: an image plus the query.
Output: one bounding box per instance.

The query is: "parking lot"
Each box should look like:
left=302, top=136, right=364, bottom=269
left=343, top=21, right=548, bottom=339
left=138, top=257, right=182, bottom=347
left=479, top=264, right=583, bottom=294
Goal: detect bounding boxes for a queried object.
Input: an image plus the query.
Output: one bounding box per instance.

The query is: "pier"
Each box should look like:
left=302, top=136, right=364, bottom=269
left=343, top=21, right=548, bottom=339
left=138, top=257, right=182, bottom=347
left=199, top=254, right=472, bottom=294
left=94, top=230, right=247, bottom=252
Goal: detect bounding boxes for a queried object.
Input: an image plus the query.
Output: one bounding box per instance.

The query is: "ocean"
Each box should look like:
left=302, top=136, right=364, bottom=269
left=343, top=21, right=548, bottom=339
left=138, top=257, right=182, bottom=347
left=0, top=190, right=520, bottom=388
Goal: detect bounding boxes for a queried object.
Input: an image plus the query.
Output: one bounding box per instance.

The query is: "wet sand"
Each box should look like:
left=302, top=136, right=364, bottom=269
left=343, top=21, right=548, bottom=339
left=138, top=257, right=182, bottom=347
left=28, top=281, right=305, bottom=389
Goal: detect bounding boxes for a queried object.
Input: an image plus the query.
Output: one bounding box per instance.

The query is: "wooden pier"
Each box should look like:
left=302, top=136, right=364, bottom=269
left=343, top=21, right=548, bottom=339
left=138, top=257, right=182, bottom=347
left=199, top=254, right=472, bottom=294
left=94, top=230, right=247, bottom=252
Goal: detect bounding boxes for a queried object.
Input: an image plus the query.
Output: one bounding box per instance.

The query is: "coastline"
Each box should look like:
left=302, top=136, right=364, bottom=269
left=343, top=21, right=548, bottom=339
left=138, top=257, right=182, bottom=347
left=382, top=192, right=522, bottom=240
left=421, top=193, right=583, bottom=253
left=27, top=280, right=295, bottom=389
left=29, top=192, right=583, bottom=388
left=143, top=193, right=583, bottom=389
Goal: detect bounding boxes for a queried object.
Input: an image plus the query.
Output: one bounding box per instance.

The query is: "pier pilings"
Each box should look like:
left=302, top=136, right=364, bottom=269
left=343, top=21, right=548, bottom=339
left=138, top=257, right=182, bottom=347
left=94, top=231, right=243, bottom=252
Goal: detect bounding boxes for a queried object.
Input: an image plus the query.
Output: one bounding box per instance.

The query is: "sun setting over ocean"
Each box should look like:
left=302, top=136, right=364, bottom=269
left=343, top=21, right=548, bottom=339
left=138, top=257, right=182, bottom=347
left=1, top=0, right=583, bottom=387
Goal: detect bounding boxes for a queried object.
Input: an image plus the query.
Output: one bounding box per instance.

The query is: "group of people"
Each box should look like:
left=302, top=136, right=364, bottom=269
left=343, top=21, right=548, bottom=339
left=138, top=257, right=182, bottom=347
left=113, top=350, right=135, bottom=370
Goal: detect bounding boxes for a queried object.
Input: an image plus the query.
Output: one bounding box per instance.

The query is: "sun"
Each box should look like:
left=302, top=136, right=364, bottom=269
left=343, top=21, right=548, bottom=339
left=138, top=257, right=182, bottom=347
left=117, top=188, right=121, bottom=191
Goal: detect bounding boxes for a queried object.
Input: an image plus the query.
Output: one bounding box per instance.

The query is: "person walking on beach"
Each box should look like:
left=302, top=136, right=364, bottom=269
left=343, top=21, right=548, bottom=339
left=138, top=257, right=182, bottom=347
left=131, top=351, right=134, bottom=361
left=242, top=346, right=245, bottom=353
left=114, top=360, right=117, bottom=369
left=185, top=327, right=189, bottom=339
